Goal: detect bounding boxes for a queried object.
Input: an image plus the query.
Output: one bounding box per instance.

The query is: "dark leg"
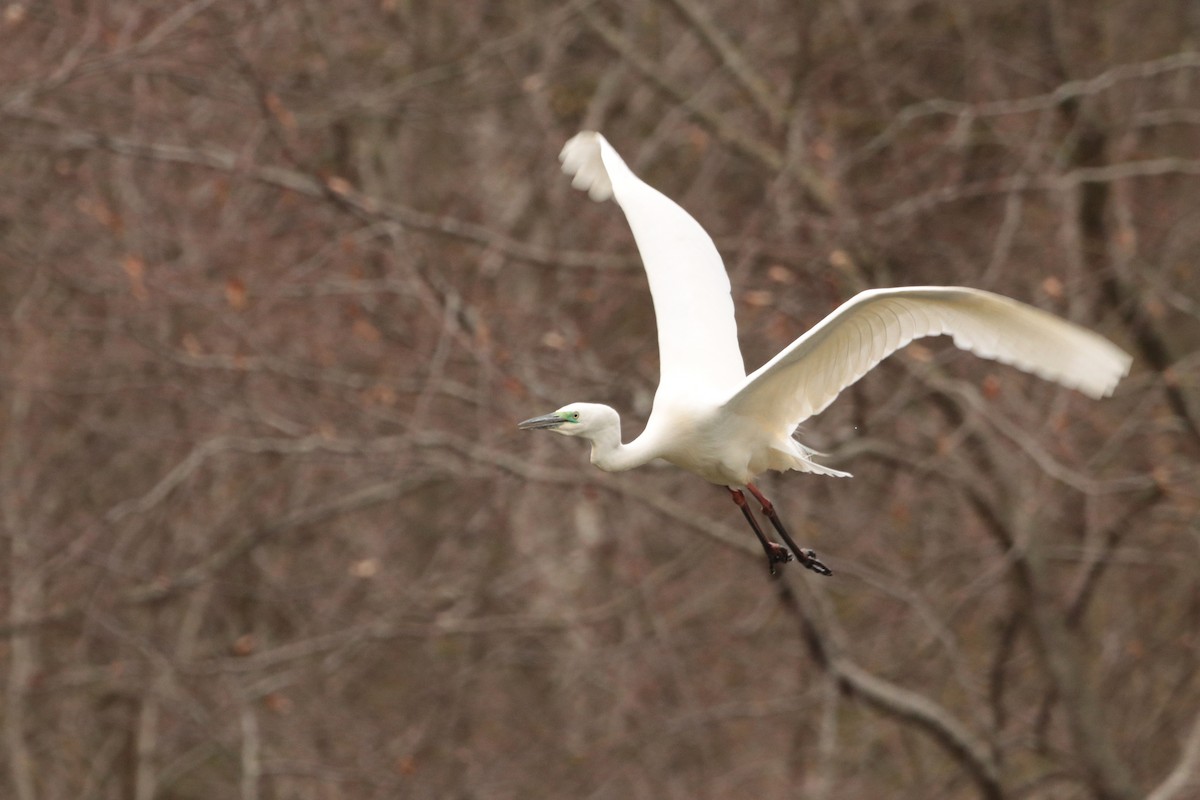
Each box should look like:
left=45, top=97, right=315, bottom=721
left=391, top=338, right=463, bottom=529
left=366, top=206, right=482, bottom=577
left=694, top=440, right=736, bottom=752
left=728, top=488, right=792, bottom=575
left=746, top=483, right=832, bottom=576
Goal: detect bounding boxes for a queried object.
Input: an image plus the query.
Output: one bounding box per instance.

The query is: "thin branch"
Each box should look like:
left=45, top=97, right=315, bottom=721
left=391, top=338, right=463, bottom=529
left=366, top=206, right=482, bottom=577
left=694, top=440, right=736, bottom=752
left=660, top=0, right=786, bottom=126
left=574, top=2, right=835, bottom=212
left=1146, top=708, right=1200, bottom=800
left=105, top=434, right=416, bottom=523
left=4, top=109, right=636, bottom=271
left=2, top=387, right=37, bottom=800
left=0, top=474, right=441, bottom=639
left=1065, top=486, right=1165, bottom=626
left=872, top=159, right=1200, bottom=224
left=856, top=51, right=1200, bottom=163
left=576, top=2, right=783, bottom=170
left=0, top=0, right=224, bottom=111
left=239, top=706, right=261, bottom=800
left=776, top=581, right=1005, bottom=800
left=133, top=692, right=159, bottom=800
left=923, top=374, right=1156, bottom=496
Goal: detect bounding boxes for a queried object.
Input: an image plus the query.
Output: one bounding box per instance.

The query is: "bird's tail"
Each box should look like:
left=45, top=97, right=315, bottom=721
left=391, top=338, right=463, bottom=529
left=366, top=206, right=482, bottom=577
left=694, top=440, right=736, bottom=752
left=773, top=441, right=852, bottom=478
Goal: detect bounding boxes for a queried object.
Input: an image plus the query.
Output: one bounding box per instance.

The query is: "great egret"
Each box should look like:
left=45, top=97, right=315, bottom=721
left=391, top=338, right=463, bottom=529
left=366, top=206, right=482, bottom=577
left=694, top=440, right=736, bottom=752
left=520, top=131, right=1132, bottom=576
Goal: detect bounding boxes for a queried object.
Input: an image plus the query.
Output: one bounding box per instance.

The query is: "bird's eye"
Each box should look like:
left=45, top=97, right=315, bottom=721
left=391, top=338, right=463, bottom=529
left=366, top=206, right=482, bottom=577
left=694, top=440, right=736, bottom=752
left=570, top=411, right=580, bottom=421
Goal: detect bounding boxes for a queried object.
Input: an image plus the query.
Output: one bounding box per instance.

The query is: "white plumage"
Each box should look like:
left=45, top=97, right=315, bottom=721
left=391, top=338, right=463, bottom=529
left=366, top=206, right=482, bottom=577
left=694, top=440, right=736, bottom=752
left=520, top=131, right=1132, bottom=575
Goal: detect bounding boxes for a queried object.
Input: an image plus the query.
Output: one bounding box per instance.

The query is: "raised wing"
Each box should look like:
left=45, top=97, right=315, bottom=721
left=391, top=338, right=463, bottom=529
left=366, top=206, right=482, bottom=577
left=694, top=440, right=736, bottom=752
left=560, top=132, right=746, bottom=396
left=722, top=287, right=1132, bottom=429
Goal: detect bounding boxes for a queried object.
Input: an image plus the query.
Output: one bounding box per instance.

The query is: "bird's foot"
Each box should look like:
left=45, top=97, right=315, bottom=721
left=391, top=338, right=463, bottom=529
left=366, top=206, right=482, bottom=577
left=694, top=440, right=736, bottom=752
left=764, top=542, right=793, bottom=575
left=796, top=548, right=833, bottom=577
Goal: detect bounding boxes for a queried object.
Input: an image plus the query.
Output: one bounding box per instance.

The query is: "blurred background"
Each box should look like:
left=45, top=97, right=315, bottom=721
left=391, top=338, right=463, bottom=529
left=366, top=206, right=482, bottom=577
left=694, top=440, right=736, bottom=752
left=2, top=1, right=1199, bottom=798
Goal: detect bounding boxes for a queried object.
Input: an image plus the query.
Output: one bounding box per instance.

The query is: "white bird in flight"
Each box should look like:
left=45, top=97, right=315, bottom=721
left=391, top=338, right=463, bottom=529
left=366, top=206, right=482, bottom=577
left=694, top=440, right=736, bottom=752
left=520, top=131, right=1132, bottom=576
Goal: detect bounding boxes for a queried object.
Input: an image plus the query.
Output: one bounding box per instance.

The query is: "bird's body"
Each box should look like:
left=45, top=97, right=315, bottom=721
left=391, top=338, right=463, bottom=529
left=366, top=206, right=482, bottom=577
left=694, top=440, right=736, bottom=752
left=584, top=397, right=840, bottom=486
left=521, top=131, right=1132, bottom=575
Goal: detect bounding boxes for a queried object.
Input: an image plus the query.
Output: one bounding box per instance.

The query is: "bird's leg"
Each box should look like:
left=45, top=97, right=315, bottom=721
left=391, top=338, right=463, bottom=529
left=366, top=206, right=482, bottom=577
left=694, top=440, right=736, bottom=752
left=745, top=483, right=832, bottom=576
left=729, top=488, right=792, bottom=575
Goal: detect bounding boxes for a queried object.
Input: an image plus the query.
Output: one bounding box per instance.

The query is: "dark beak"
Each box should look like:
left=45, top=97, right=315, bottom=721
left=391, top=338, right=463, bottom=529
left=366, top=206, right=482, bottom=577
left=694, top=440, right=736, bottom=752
left=518, top=413, right=565, bottom=430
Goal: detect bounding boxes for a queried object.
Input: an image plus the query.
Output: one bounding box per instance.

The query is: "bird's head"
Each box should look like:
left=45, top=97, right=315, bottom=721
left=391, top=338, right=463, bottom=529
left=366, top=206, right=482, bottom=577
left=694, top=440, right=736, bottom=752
left=517, top=403, right=619, bottom=440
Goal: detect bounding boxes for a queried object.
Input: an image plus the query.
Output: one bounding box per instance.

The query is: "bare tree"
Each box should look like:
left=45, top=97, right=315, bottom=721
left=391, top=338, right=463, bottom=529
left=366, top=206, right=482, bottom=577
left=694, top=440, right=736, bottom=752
left=1, top=1, right=1198, bottom=798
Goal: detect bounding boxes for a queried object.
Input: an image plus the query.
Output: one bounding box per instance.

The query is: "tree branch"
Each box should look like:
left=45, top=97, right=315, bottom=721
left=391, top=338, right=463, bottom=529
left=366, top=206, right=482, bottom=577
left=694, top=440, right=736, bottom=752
left=776, top=581, right=1005, bottom=800
left=4, top=109, right=637, bottom=272
left=1146, top=708, right=1200, bottom=800
left=661, top=0, right=786, bottom=126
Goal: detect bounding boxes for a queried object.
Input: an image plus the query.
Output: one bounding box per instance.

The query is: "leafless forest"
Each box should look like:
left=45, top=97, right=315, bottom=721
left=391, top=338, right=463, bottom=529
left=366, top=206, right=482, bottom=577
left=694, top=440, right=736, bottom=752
left=2, top=1, right=1199, bottom=798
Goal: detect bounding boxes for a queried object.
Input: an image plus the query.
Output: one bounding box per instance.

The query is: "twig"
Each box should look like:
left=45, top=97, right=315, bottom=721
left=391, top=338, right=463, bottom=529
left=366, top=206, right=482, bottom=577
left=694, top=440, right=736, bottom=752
left=1146, top=708, right=1200, bottom=800
left=855, top=51, right=1200, bottom=163
left=661, top=0, right=786, bottom=126
left=0, top=475, right=440, bottom=639
left=776, top=580, right=1005, bottom=800
left=872, top=159, right=1200, bottom=224
left=4, top=109, right=637, bottom=272
left=575, top=2, right=835, bottom=212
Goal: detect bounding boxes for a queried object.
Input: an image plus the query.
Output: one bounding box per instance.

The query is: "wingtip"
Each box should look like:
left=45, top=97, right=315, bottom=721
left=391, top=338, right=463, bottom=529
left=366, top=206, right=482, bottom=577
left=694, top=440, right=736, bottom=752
left=1024, top=342, right=1131, bottom=400
left=1094, top=348, right=1134, bottom=399
left=1080, top=338, right=1133, bottom=399
left=559, top=131, right=615, bottom=202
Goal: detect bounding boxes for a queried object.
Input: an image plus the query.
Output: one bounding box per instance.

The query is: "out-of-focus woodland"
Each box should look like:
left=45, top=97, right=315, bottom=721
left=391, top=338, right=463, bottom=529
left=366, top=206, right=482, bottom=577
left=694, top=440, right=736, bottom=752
left=2, top=1, right=1199, bottom=798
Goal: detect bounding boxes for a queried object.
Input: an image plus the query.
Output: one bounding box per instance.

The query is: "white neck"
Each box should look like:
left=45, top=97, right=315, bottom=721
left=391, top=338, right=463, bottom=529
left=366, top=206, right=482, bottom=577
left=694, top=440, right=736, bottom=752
left=587, top=421, right=658, bottom=473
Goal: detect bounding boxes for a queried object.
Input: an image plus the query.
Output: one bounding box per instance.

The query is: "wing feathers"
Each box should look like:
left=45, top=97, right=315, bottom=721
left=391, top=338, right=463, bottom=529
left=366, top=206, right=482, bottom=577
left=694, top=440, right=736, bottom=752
left=722, top=287, right=1131, bottom=430
left=560, top=133, right=615, bottom=201
left=559, top=132, right=747, bottom=395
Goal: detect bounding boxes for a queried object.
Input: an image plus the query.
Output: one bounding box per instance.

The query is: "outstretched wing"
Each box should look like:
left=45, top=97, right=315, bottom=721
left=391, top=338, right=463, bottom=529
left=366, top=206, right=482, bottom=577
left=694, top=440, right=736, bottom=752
left=560, top=132, right=746, bottom=396
left=722, top=286, right=1131, bottom=429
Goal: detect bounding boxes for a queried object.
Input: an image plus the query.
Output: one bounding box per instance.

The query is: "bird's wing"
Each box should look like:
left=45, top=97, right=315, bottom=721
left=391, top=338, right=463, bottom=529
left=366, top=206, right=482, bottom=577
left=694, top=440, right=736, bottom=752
left=560, top=132, right=746, bottom=395
left=722, top=286, right=1132, bottom=428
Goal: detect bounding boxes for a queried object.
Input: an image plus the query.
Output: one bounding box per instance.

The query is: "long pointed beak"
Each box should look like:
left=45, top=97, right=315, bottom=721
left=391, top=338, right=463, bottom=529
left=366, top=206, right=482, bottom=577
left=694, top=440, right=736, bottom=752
left=518, top=413, right=565, bottom=431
